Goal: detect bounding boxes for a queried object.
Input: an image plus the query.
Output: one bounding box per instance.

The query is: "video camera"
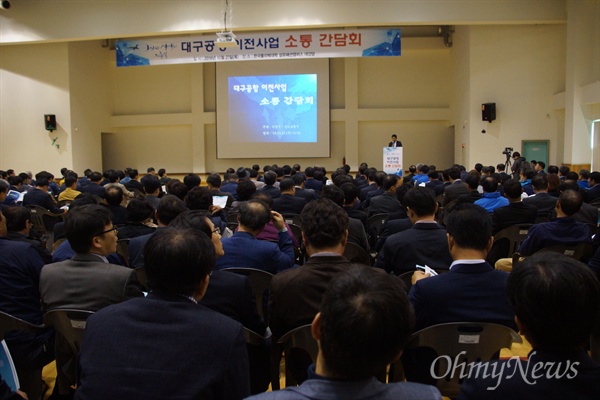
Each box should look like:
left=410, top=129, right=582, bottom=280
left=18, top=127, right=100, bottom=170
left=502, top=147, right=513, bottom=157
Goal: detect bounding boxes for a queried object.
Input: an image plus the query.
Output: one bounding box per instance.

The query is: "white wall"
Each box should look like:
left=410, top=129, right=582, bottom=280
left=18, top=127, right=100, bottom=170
left=0, top=43, right=72, bottom=174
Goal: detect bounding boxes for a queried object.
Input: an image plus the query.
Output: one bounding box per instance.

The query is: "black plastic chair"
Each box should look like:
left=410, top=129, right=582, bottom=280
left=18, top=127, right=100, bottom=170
left=342, top=242, right=372, bottom=265
left=277, top=324, right=317, bottom=387
left=220, top=268, right=274, bottom=320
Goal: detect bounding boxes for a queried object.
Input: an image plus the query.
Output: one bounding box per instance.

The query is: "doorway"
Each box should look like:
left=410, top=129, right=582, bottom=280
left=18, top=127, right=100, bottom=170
left=521, top=140, right=549, bottom=166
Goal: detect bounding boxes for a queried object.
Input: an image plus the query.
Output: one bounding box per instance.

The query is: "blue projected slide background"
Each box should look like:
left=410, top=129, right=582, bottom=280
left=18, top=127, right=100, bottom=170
left=227, top=74, right=317, bottom=143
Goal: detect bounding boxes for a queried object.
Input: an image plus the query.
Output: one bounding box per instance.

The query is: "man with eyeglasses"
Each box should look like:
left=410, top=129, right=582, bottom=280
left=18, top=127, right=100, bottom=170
left=40, top=204, right=144, bottom=396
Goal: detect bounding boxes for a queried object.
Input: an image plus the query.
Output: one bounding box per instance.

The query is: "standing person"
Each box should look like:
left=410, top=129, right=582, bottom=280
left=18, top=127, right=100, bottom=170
left=389, top=134, right=402, bottom=147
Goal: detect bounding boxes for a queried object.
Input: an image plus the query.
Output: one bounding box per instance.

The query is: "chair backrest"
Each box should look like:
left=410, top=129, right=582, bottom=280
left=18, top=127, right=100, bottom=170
left=220, top=268, right=274, bottom=320
left=283, top=214, right=302, bottom=228
left=366, top=213, right=388, bottom=248
left=342, top=242, right=371, bottom=266
left=116, top=238, right=131, bottom=267
left=287, top=223, right=305, bottom=265
left=131, top=188, right=145, bottom=198
left=0, top=311, right=46, bottom=341
left=488, top=224, right=533, bottom=263
left=535, top=242, right=594, bottom=261
left=43, top=309, right=94, bottom=355
left=226, top=212, right=239, bottom=223
left=277, top=324, right=318, bottom=387
left=393, top=322, right=522, bottom=398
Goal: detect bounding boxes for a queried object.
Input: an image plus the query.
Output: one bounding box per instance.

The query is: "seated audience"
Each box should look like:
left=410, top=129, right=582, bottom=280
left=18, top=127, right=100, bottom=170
left=272, top=178, right=306, bottom=215
left=368, top=174, right=401, bottom=216
left=586, top=171, right=600, bottom=203
left=376, top=187, right=452, bottom=275
left=257, top=170, right=281, bottom=199
left=491, top=179, right=537, bottom=234
left=116, top=199, right=156, bottom=240
left=474, top=176, right=508, bottom=212
left=104, top=185, right=128, bottom=225
left=3, top=206, right=52, bottom=263
left=458, top=253, right=600, bottom=400
left=22, top=173, right=65, bottom=214
left=215, top=199, right=294, bottom=273
left=410, top=203, right=515, bottom=331
left=522, top=174, right=559, bottom=217
left=142, top=175, right=162, bottom=210
left=247, top=266, right=441, bottom=400
left=57, top=175, right=81, bottom=203
left=79, top=171, right=106, bottom=198
left=74, top=228, right=250, bottom=400
left=320, top=185, right=369, bottom=252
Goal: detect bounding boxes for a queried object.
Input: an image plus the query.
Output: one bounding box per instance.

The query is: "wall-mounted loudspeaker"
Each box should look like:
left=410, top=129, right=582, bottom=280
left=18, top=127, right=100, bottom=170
left=482, top=103, right=496, bottom=123
left=45, top=114, right=57, bottom=131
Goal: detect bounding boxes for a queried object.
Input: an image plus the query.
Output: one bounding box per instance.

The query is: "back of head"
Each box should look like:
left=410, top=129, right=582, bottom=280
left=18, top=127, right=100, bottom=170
left=300, top=198, right=348, bottom=250
left=464, top=172, right=480, bottom=190
left=89, top=172, right=102, bottom=183
left=374, top=171, right=387, bottom=187
left=250, top=192, right=274, bottom=208
left=446, top=203, right=492, bottom=250
left=144, top=227, right=214, bottom=295
left=66, top=204, right=112, bottom=253
left=320, top=185, right=345, bottom=207
left=474, top=163, right=483, bottom=173
left=65, top=175, right=78, bottom=188
left=0, top=179, right=8, bottom=194
left=236, top=179, right=257, bottom=201
left=4, top=206, right=30, bottom=232
left=206, top=173, right=222, bottom=188
left=558, top=189, right=582, bottom=216
left=547, top=165, right=559, bottom=174
left=291, top=173, right=305, bottom=186
left=238, top=199, right=271, bottom=231
left=340, top=182, right=359, bottom=205
left=509, top=253, right=600, bottom=352
left=156, top=194, right=187, bottom=225
left=143, top=176, right=161, bottom=194
left=126, top=199, right=155, bottom=223
left=448, top=166, right=461, bottom=180
left=105, top=186, right=124, bottom=206
left=319, top=266, right=414, bottom=379
left=185, top=186, right=213, bottom=211
left=419, top=164, right=430, bottom=174
left=170, top=210, right=212, bottom=237
left=264, top=170, right=277, bottom=186
left=503, top=179, right=523, bottom=200
left=183, top=173, right=201, bottom=190
left=279, top=178, right=294, bottom=193
left=128, top=169, right=138, bottom=179
left=304, top=167, right=315, bottom=178
left=382, top=174, right=398, bottom=191
left=481, top=176, right=499, bottom=193
left=404, top=187, right=436, bottom=217
left=559, top=165, right=570, bottom=176
left=168, top=182, right=189, bottom=201
left=531, top=174, right=548, bottom=191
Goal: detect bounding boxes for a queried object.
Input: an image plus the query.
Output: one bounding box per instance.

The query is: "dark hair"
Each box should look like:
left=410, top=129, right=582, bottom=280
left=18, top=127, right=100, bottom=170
left=404, top=187, right=436, bottom=217
left=238, top=199, right=271, bottom=231
left=105, top=186, right=124, bottom=206
left=156, top=194, right=187, bottom=225
left=474, top=163, right=483, bottom=173
left=126, top=199, right=155, bottom=223
left=143, top=176, right=161, bottom=195
left=250, top=192, right=274, bottom=208
left=547, top=165, right=559, bottom=174
left=236, top=180, right=257, bottom=201
left=304, top=167, right=315, bottom=178
left=300, top=198, right=348, bottom=249
left=559, top=165, right=570, bottom=176
left=128, top=169, right=138, bottom=179
left=320, top=185, right=345, bottom=207
left=565, top=171, right=579, bottom=181
left=168, top=182, right=189, bottom=201
left=446, top=203, right=492, bottom=250
left=464, top=172, right=480, bottom=190
left=65, top=204, right=113, bottom=253
left=279, top=178, right=295, bottom=193
left=496, top=163, right=505, bottom=172
left=382, top=174, right=399, bottom=191
left=7, top=176, right=22, bottom=186
left=419, top=164, right=430, bottom=174
left=512, top=151, right=521, bottom=158
left=144, top=227, right=214, bottom=295
left=183, top=173, right=201, bottom=190
left=481, top=176, right=499, bottom=193
left=0, top=179, right=9, bottom=194
left=536, top=161, right=546, bottom=170
left=502, top=179, right=523, bottom=199
left=558, top=189, right=582, bottom=216
left=547, top=173, right=560, bottom=192
left=4, top=206, right=30, bottom=232
left=89, top=172, right=102, bottom=183
left=264, top=171, right=277, bottom=186
left=65, top=175, right=78, bottom=188
left=509, top=253, right=600, bottom=352
left=590, top=171, right=600, bottom=184
left=427, top=170, right=439, bottom=180
left=340, top=182, right=359, bottom=205
left=158, top=168, right=166, bottom=177
left=206, top=173, right=222, bottom=188
left=448, top=166, right=461, bottom=180
left=319, top=266, right=414, bottom=379
left=170, top=210, right=213, bottom=238
left=531, top=174, right=548, bottom=191
left=185, top=186, right=213, bottom=210
left=374, top=171, right=387, bottom=187
left=291, top=174, right=305, bottom=186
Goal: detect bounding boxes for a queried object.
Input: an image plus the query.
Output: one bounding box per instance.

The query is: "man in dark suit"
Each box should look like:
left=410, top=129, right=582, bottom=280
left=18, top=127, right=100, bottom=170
left=388, top=133, right=402, bottom=147
left=3, top=206, right=52, bottom=263
left=586, top=171, right=600, bottom=203
left=40, top=204, right=144, bottom=394
left=410, top=203, right=515, bottom=331
left=206, top=172, right=234, bottom=207
left=376, top=187, right=452, bottom=275
left=458, top=253, right=600, bottom=400
left=362, top=171, right=386, bottom=209
left=522, top=174, right=558, bottom=217
left=79, top=171, right=106, bottom=198
left=75, top=227, right=250, bottom=400
left=492, top=179, right=537, bottom=234
left=340, top=182, right=367, bottom=226
left=22, top=175, right=65, bottom=214
left=272, top=178, right=306, bottom=215
left=257, top=170, right=281, bottom=199
left=368, top=174, right=401, bottom=216
left=291, top=173, right=318, bottom=203
left=425, top=170, right=445, bottom=196
left=359, top=168, right=378, bottom=202
left=442, top=166, right=469, bottom=206
left=123, top=169, right=144, bottom=192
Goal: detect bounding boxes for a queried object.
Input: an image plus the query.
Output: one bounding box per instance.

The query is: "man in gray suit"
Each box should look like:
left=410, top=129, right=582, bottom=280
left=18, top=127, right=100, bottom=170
left=40, top=204, right=143, bottom=394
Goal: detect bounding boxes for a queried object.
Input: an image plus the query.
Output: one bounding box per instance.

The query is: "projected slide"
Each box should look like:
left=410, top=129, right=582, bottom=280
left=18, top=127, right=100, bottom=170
left=216, top=59, right=330, bottom=159
left=228, top=74, right=317, bottom=143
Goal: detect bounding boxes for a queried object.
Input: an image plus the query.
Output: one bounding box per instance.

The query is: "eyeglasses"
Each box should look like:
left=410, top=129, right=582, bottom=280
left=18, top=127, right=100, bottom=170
left=99, top=226, right=118, bottom=235
left=212, top=227, right=221, bottom=235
